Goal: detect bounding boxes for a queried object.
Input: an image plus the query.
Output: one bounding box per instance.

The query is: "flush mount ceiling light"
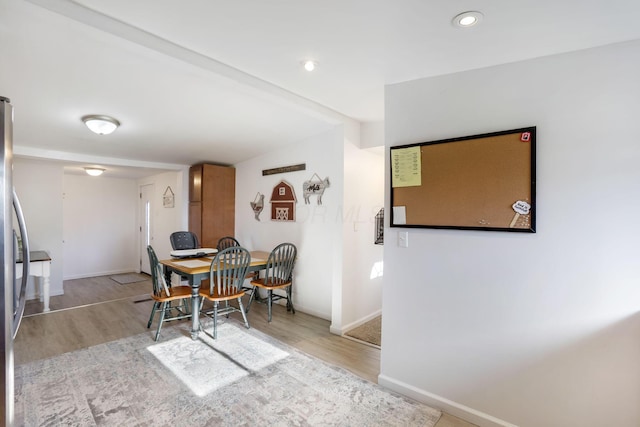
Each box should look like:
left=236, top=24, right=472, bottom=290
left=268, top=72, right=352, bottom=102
left=301, top=60, right=318, bottom=72
left=84, top=167, right=105, bottom=176
left=452, top=11, right=483, bottom=28
left=82, top=115, right=120, bottom=135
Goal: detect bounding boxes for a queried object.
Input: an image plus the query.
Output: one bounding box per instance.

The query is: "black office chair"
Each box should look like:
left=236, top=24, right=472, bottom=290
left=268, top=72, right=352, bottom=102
left=170, top=231, right=199, bottom=250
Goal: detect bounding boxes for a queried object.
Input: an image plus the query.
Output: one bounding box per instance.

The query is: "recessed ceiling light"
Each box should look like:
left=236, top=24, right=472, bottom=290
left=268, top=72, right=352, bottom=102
left=82, top=115, right=120, bottom=135
left=452, top=11, right=483, bottom=28
left=301, top=60, right=317, bottom=72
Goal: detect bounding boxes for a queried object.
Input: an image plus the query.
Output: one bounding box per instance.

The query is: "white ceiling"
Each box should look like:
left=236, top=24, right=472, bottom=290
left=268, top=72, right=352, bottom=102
left=2, top=0, right=640, bottom=178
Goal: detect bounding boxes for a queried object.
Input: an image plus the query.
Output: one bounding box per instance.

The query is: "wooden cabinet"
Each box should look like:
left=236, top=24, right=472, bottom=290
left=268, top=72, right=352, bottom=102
left=188, top=164, right=235, bottom=248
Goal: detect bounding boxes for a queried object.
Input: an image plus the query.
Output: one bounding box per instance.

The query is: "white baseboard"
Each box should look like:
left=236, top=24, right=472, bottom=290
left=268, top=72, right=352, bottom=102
left=377, top=374, right=518, bottom=427
left=341, top=309, right=382, bottom=334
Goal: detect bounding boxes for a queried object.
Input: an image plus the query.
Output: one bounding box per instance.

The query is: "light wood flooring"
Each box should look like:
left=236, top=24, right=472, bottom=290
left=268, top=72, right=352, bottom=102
left=14, top=275, right=474, bottom=427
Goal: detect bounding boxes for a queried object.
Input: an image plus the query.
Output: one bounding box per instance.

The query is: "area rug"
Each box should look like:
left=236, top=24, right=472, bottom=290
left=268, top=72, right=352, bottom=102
left=109, top=273, right=148, bottom=284
left=15, top=320, right=440, bottom=426
left=345, top=315, right=382, bottom=347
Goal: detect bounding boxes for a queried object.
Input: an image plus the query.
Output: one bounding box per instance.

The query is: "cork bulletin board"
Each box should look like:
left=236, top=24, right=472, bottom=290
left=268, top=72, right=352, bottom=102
left=390, top=127, right=536, bottom=232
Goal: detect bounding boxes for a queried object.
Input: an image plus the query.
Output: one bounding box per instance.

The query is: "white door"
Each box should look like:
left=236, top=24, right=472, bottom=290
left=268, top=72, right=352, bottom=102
left=139, top=184, right=154, bottom=274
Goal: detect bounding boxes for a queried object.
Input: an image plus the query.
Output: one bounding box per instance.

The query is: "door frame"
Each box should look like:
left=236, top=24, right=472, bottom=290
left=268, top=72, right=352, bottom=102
left=139, top=183, right=154, bottom=275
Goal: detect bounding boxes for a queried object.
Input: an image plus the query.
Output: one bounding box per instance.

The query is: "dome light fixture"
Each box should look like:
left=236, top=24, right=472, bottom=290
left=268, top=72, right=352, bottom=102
left=84, top=167, right=105, bottom=176
left=82, top=115, right=120, bottom=135
left=302, top=60, right=317, bottom=72
left=452, top=11, right=483, bottom=28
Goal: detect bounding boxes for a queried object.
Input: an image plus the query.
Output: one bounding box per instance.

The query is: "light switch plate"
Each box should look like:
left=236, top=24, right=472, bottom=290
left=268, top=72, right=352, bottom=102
left=398, top=231, right=409, bottom=248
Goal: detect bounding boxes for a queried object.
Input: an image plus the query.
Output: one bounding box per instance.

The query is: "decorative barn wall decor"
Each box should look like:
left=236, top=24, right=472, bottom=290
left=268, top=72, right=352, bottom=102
left=302, top=173, right=330, bottom=205
left=270, top=180, right=297, bottom=221
left=250, top=192, right=264, bottom=221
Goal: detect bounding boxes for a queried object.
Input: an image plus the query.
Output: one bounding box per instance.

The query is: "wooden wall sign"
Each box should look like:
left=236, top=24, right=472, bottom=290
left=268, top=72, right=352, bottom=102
left=262, top=163, right=306, bottom=176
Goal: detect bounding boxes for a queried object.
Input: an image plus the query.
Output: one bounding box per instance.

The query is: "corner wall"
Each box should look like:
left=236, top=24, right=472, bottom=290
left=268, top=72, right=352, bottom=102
left=234, top=128, right=344, bottom=321
left=234, top=126, right=384, bottom=330
left=381, top=40, right=640, bottom=427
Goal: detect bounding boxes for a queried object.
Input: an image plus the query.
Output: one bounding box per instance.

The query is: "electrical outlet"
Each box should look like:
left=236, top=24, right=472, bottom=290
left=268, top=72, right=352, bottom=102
left=398, top=231, right=409, bottom=248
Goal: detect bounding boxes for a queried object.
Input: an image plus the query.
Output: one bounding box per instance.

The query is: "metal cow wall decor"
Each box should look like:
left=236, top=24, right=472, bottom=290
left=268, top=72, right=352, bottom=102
left=302, top=173, right=330, bottom=205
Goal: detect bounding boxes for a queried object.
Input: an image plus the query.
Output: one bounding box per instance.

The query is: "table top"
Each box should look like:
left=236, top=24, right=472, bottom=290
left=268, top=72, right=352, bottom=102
left=160, top=250, right=270, bottom=275
left=17, top=250, right=51, bottom=263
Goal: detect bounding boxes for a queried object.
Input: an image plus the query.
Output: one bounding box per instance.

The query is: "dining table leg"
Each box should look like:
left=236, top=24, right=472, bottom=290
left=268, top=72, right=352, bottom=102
left=189, top=277, right=202, bottom=340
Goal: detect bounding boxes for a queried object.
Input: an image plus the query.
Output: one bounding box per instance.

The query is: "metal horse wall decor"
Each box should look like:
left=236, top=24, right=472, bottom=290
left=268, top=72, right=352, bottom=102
left=302, top=173, right=330, bottom=205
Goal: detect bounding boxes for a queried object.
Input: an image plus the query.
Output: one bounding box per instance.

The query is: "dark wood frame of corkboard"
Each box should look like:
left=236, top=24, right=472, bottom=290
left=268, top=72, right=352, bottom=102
left=390, top=127, right=536, bottom=233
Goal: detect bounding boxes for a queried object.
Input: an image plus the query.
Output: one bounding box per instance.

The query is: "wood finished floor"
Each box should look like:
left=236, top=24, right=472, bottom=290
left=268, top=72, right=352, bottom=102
left=14, top=275, right=475, bottom=427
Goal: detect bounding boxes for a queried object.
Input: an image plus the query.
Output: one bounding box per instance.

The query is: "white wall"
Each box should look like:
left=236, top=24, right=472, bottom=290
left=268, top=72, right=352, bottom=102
left=138, top=170, right=188, bottom=261
left=340, top=141, right=384, bottom=330
left=13, top=158, right=64, bottom=297
left=63, top=174, right=138, bottom=278
left=235, top=128, right=344, bottom=321
left=381, top=40, right=640, bottom=427
left=235, top=126, right=384, bottom=331
left=14, top=157, right=184, bottom=295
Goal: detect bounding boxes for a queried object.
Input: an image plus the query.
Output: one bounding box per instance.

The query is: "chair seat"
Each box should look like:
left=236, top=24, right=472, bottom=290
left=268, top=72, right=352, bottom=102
left=250, top=277, right=291, bottom=290
left=151, top=285, right=192, bottom=302
left=199, top=286, right=245, bottom=302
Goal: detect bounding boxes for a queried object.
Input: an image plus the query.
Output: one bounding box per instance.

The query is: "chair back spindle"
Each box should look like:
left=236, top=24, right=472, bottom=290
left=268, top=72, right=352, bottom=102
left=264, top=243, right=297, bottom=286
left=247, top=242, right=297, bottom=322
left=209, top=246, right=251, bottom=296
left=216, top=236, right=240, bottom=251
left=146, top=245, right=192, bottom=341
left=147, top=246, right=165, bottom=297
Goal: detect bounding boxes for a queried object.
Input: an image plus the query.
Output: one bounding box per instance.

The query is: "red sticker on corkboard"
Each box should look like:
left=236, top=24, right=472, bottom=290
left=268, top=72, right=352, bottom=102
left=520, top=132, right=531, bottom=142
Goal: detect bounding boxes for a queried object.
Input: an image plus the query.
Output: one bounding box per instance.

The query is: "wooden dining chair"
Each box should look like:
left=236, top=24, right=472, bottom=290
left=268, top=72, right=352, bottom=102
left=199, top=246, right=251, bottom=339
left=247, top=242, right=297, bottom=322
left=216, top=236, right=257, bottom=285
left=147, top=245, right=192, bottom=341
left=216, top=236, right=239, bottom=251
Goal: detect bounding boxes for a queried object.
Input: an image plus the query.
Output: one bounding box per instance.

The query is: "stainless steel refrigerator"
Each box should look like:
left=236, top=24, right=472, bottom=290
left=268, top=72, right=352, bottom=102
left=1, top=96, right=30, bottom=425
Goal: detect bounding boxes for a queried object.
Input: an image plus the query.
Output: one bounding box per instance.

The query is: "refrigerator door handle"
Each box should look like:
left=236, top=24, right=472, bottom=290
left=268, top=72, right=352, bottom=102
left=12, top=189, right=29, bottom=339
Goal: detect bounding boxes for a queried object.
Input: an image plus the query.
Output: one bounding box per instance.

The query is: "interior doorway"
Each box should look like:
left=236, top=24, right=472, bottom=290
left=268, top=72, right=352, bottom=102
left=139, top=183, right=154, bottom=274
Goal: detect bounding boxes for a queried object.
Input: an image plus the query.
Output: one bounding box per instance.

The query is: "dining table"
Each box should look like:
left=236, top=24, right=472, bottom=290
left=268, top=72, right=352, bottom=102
left=160, top=250, right=270, bottom=339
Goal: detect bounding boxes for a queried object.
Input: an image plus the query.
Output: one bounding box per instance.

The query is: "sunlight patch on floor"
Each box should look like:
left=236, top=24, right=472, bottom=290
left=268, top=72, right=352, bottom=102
left=147, top=323, right=289, bottom=397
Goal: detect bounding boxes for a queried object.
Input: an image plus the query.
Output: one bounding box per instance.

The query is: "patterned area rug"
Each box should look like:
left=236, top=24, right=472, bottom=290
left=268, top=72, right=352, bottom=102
left=15, top=321, right=440, bottom=426
left=109, top=273, right=148, bottom=284
left=345, top=315, right=382, bottom=347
